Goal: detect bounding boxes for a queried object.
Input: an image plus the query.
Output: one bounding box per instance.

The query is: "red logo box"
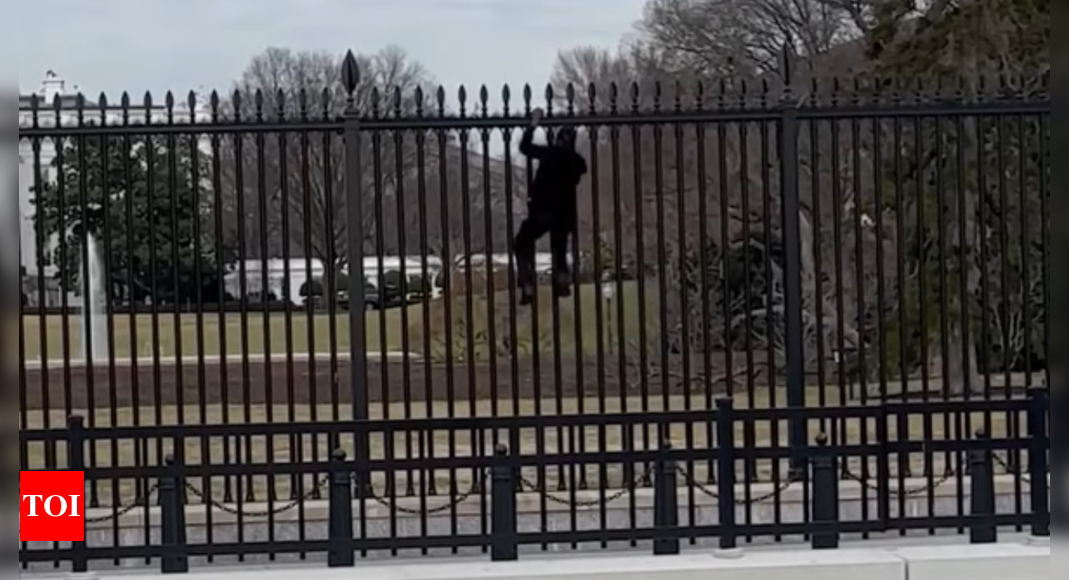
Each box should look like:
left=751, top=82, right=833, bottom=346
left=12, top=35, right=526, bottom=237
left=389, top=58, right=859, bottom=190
left=20, top=471, right=85, bottom=542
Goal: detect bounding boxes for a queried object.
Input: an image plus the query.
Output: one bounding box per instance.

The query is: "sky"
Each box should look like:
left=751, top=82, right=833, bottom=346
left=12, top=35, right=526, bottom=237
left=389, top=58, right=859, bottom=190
left=9, top=0, right=647, bottom=102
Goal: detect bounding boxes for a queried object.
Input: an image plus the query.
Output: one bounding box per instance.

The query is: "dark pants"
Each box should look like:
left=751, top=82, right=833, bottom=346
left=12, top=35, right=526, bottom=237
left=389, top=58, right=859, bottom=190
left=513, top=206, right=574, bottom=291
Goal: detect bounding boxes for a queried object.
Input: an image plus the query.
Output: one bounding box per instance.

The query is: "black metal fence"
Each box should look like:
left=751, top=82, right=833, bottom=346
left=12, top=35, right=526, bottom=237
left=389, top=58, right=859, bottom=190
left=19, top=392, right=1049, bottom=570
left=19, top=52, right=1049, bottom=568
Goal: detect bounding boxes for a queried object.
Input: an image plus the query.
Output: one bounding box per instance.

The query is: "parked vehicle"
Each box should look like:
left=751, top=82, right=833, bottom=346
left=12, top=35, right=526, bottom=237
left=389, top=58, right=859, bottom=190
left=338, top=282, right=404, bottom=311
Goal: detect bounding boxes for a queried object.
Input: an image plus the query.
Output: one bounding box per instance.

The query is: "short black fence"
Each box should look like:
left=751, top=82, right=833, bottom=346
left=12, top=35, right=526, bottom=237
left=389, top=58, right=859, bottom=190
left=20, top=390, right=1048, bottom=571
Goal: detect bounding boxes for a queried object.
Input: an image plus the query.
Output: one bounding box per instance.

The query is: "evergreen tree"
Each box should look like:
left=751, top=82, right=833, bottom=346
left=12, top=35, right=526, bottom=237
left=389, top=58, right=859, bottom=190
left=866, top=0, right=1049, bottom=390
left=32, top=132, right=222, bottom=305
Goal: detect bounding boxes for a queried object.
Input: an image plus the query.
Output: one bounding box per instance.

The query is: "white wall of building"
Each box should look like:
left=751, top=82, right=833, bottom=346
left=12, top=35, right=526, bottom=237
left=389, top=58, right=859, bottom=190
left=19, top=72, right=70, bottom=279
left=2, top=92, right=17, bottom=284
left=17, top=144, right=53, bottom=278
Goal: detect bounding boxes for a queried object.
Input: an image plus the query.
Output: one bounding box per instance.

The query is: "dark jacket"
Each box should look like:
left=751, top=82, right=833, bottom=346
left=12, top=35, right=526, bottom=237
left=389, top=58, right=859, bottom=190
left=519, top=127, right=587, bottom=211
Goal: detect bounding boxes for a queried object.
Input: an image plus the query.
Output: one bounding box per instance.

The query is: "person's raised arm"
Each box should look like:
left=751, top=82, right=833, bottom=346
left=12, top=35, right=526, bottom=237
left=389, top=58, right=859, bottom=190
left=518, top=108, right=549, bottom=158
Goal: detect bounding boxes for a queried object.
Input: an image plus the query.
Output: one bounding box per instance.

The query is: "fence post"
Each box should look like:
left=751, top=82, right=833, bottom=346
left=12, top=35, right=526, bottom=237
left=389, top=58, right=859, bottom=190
left=1027, top=388, right=1049, bottom=539
left=715, top=398, right=739, bottom=554
left=1053, top=386, right=1066, bottom=531
left=811, top=434, right=839, bottom=549
left=491, top=444, right=517, bottom=561
left=969, top=430, right=996, bottom=544
left=875, top=405, right=891, bottom=527
left=341, top=50, right=370, bottom=499
left=159, top=455, right=187, bottom=574
left=777, top=45, right=807, bottom=480
left=653, top=438, right=679, bottom=555
left=328, top=448, right=354, bottom=567
left=67, top=415, right=88, bottom=573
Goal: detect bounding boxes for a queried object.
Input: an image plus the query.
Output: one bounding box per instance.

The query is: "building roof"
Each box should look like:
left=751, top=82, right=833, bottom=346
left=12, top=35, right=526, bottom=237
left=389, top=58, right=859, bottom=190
left=19, top=70, right=169, bottom=112
left=19, top=94, right=168, bottom=112
left=18, top=94, right=89, bottom=110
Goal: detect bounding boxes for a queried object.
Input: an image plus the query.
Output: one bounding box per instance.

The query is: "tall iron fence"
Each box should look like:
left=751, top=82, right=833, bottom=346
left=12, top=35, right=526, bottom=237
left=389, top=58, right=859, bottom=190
left=18, top=52, right=1049, bottom=567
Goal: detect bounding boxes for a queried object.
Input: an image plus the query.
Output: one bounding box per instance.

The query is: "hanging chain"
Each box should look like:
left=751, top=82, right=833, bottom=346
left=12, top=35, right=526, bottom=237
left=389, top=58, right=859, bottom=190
left=676, top=468, right=796, bottom=504
left=842, top=467, right=955, bottom=497
left=84, top=485, right=160, bottom=524
left=85, top=455, right=1012, bottom=521
left=518, top=468, right=652, bottom=508
left=183, top=476, right=331, bottom=518
left=992, top=454, right=1033, bottom=484
left=357, top=471, right=488, bottom=515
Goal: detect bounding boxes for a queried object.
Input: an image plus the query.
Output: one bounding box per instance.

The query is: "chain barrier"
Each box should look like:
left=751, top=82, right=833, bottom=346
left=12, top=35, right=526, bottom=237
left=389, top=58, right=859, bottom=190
left=842, top=468, right=954, bottom=497
left=992, top=454, right=1032, bottom=484
left=183, top=476, right=330, bottom=518
left=88, top=459, right=1005, bottom=520
left=518, top=469, right=652, bottom=508
left=846, top=454, right=1044, bottom=494
left=355, top=471, right=488, bottom=516
left=85, top=485, right=160, bottom=524
left=676, top=468, right=797, bottom=504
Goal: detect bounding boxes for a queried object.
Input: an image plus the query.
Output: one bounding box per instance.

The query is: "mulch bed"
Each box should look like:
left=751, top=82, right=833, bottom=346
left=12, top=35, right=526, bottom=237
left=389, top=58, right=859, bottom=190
left=21, top=357, right=764, bottom=411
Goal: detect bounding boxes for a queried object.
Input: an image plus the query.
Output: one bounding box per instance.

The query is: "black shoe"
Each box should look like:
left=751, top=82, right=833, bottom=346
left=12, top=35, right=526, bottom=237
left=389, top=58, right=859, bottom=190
left=519, top=285, right=534, bottom=306
left=552, top=272, right=571, bottom=298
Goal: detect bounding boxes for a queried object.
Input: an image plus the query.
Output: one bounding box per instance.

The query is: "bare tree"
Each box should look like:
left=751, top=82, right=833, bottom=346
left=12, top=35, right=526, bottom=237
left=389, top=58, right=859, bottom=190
left=550, top=46, right=645, bottom=113
left=216, top=46, right=435, bottom=272
left=638, top=0, right=861, bottom=76
left=542, top=0, right=1046, bottom=397
left=547, top=2, right=881, bottom=389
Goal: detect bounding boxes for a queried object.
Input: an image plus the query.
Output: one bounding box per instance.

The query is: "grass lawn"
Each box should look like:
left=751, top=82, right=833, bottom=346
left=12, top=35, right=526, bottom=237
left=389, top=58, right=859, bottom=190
left=22, top=387, right=1025, bottom=506
left=20, top=282, right=651, bottom=361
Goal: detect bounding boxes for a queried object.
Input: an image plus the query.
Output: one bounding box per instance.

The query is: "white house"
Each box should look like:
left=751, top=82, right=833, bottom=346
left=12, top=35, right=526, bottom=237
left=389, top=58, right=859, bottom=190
left=17, top=71, right=210, bottom=304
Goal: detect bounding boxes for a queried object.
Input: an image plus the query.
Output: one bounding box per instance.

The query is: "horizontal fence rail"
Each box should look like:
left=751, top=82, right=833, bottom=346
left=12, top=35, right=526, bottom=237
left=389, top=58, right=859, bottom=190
left=18, top=52, right=1049, bottom=571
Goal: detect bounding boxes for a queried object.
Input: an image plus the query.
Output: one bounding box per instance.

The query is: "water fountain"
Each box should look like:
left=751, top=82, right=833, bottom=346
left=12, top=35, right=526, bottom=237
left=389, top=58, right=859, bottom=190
left=79, top=233, right=109, bottom=362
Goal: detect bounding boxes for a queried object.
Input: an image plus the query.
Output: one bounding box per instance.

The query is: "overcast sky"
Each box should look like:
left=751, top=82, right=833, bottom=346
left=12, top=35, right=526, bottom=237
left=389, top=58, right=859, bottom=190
left=10, top=0, right=646, bottom=102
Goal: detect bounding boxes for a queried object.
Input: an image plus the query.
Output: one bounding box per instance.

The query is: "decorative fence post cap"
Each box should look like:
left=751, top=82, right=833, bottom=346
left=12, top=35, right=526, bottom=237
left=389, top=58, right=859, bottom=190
left=341, top=51, right=360, bottom=96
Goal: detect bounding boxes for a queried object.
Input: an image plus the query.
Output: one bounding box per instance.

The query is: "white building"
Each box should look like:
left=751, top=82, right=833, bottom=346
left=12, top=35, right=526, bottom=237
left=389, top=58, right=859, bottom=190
left=17, top=71, right=209, bottom=301
left=3, top=90, right=16, bottom=287
left=18, top=72, right=69, bottom=285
